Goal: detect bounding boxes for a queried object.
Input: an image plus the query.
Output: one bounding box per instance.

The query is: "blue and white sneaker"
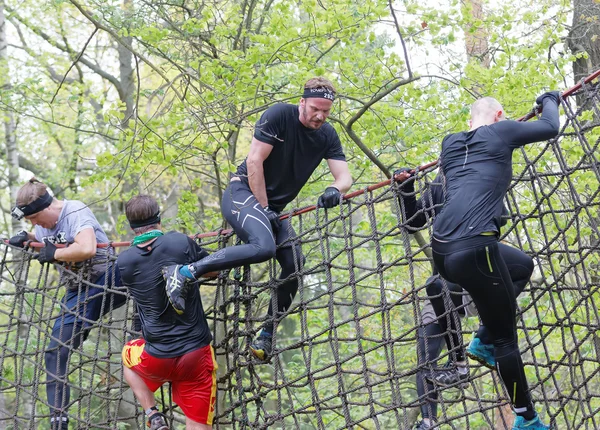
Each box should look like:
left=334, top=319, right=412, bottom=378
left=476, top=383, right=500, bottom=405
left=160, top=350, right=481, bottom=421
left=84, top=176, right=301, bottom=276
left=466, top=336, right=496, bottom=369
left=513, top=414, right=551, bottom=429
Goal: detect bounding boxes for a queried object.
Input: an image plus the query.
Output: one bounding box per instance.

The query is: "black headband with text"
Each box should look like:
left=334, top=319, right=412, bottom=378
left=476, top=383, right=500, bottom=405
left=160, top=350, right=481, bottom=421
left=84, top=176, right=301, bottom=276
left=303, top=86, right=335, bottom=101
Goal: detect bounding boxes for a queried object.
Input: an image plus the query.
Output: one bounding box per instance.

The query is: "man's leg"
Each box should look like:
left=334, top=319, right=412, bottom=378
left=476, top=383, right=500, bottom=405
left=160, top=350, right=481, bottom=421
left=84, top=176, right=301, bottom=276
left=251, top=218, right=304, bottom=360
left=187, top=182, right=277, bottom=276
left=123, top=366, right=157, bottom=409
left=164, top=182, right=277, bottom=312
left=425, top=276, right=466, bottom=363
left=185, top=417, right=212, bottom=429
left=434, top=242, right=539, bottom=421
left=472, top=243, right=534, bottom=354
left=123, top=366, right=169, bottom=430
left=416, top=322, right=444, bottom=428
left=171, top=344, right=217, bottom=430
left=122, top=339, right=169, bottom=430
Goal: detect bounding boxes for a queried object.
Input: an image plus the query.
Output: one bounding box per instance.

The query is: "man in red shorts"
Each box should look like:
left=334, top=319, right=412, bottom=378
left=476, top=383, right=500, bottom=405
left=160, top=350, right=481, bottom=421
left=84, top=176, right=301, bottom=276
left=118, top=195, right=217, bottom=430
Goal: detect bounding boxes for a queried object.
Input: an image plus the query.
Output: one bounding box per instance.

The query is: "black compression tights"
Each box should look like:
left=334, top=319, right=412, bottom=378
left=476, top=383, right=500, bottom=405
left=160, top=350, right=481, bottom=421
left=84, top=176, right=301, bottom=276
left=432, top=236, right=535, bottom=416
left=426, top=242, right=534, bottom=350
left=190, top=181, right=304, bottom=334
left=425, top=277, right=466, bottom=362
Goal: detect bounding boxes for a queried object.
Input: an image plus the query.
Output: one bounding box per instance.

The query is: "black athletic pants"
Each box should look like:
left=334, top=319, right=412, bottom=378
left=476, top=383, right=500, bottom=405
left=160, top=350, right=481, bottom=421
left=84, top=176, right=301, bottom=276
left=190, top=181, right=304, bottom=334
left=432, top=235, right=534, bottom=414
left=425, top=276, right=466, bottom=362
left=416, top=323, right=444, bottom=420
left=426, top=242, right=534, bottom=353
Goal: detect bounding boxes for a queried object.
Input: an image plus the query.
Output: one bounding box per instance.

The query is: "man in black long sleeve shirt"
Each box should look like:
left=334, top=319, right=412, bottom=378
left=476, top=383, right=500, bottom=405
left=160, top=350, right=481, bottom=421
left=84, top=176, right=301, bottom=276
left=398, top=172, right=534, bottom=430
left=430, top=93, right=560, bottom=430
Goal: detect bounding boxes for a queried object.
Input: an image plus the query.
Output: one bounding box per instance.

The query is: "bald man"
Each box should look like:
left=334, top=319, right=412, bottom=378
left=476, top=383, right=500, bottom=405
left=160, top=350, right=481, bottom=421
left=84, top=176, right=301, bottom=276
left=430, top=92, right=560, bottom=430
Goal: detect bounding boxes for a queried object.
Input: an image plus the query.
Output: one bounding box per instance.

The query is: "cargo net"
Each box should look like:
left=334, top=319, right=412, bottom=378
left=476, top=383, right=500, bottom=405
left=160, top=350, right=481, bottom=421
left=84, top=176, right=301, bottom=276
left=1, top=76, right=600, bottom=429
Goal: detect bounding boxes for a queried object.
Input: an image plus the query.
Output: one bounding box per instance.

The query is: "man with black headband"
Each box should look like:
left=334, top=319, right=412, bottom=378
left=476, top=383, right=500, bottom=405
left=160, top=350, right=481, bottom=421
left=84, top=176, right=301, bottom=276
left=8, top=178, right=126, bottom=430
left=118, top=195, right=217, bottom=430
left=163, top=76, right=353, bottom=361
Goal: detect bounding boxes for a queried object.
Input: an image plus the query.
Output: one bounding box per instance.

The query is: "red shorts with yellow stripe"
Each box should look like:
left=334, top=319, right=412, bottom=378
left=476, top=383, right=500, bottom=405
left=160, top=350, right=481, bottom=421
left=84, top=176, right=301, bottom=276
left=122, top=339, right=217, bottom=425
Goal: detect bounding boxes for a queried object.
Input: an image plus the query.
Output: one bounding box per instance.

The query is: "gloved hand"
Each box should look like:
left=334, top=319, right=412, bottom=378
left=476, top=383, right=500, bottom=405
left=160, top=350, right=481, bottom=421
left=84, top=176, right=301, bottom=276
left=263, top=207, right=282, bottom=231
left=317, top=186, right=342, bottom=209
left=536, top=91, right=561, bottom=106
left=8, top=230, right=29, bottom=248
left=34, top=239, right=57, bottom=264
left=393, top=167, right=415, bottom=191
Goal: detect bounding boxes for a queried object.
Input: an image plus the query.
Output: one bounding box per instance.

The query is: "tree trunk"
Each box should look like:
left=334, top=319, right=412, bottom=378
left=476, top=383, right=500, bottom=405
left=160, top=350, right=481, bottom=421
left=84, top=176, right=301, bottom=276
left=463, top=0, right=490, bottom=96
left=0, top=0, right=20, bottom=232
left=569, top=0, right=600, bottom=109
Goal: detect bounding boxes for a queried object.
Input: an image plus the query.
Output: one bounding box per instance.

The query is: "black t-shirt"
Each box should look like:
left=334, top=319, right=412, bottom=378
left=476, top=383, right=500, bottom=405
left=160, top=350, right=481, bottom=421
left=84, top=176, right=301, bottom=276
left=236, top=103, right=346, bottom=212
left=432, top=99, right=559, bottom=241
left=117, top=232, right=212, bottom=358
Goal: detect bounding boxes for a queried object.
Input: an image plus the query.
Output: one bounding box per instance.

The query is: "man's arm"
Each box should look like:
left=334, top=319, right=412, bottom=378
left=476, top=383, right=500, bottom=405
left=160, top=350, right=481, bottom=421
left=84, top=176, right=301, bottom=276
left=396, top=172, right=443, bottom=230
left=54, top=228, right=97, bottom=262
left=247, top=137, right=274, bottom=208
left=496, top=93, right=560, bottom=147
left=326, top=159, right=352, bottom=193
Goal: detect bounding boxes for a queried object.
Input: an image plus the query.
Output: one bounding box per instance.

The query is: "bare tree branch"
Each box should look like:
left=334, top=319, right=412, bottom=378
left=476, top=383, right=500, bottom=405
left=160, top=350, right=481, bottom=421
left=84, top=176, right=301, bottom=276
left=388, top=0, right=412, bottom=78
left=51, top=28, right=98, bottom=103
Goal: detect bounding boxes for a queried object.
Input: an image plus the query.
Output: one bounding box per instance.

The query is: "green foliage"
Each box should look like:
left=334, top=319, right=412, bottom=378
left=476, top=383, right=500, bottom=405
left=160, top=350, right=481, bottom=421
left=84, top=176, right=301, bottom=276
left=1, top=0, right=599, bottom=427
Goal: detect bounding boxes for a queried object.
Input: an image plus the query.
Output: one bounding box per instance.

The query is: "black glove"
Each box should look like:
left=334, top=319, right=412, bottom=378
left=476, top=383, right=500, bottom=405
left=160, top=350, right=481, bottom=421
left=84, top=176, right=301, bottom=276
left=263, top=207, right=282, bottom=231
left=9, top=230, right=29, bottom=248
left=317, top=186, right=342, bottom=209
left=34, top=239, right=57, bottom=264
left=393, top=167, right=415, bottom=191
left=536, top=91, right=561, bottom=106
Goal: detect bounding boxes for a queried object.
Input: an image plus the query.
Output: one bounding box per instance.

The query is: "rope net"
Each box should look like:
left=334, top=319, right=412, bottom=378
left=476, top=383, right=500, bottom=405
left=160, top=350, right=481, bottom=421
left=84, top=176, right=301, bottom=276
left=1, top=76, right=599, bottom=429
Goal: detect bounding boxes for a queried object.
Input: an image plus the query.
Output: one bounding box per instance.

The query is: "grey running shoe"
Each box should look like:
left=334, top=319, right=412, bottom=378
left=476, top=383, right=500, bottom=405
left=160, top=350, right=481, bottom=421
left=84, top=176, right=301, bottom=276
left=148, top=412, right=169, bottom=430
left=414, top=419, right=438, bottom=429
left=425, top=362, right=469, bottom=387
left=162, top=264, right=192, bottom=315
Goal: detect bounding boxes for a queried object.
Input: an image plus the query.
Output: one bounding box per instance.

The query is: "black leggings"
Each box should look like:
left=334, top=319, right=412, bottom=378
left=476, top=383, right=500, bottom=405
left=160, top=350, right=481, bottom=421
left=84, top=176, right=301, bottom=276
left=416, top=323, right=444, bottom=420
left=190, top=181, right=304, bottom=334
left=425, top=277, right=466, bottom=362
left=432, top=236, right=534, bottom=413
left=427, top=242, right=534, bottom=350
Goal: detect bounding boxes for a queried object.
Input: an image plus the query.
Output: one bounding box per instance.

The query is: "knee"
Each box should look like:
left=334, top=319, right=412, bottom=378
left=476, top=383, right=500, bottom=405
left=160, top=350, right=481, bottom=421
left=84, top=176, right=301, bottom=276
left=425, top=276, right=443, bottom=298
left=279, top=247, right=305, bottom=273
left=45, top=344, right=69, bottom=370
left=515, top=256, right=534, bottom=281
left=253, top=240, right=277, bottom=262
left=510, top=254, right=534, bottom=281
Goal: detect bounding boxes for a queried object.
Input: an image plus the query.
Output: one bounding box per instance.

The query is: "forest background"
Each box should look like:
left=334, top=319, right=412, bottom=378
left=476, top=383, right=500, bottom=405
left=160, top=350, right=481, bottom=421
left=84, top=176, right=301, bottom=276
left=0, top=0, right=599, bottom=428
